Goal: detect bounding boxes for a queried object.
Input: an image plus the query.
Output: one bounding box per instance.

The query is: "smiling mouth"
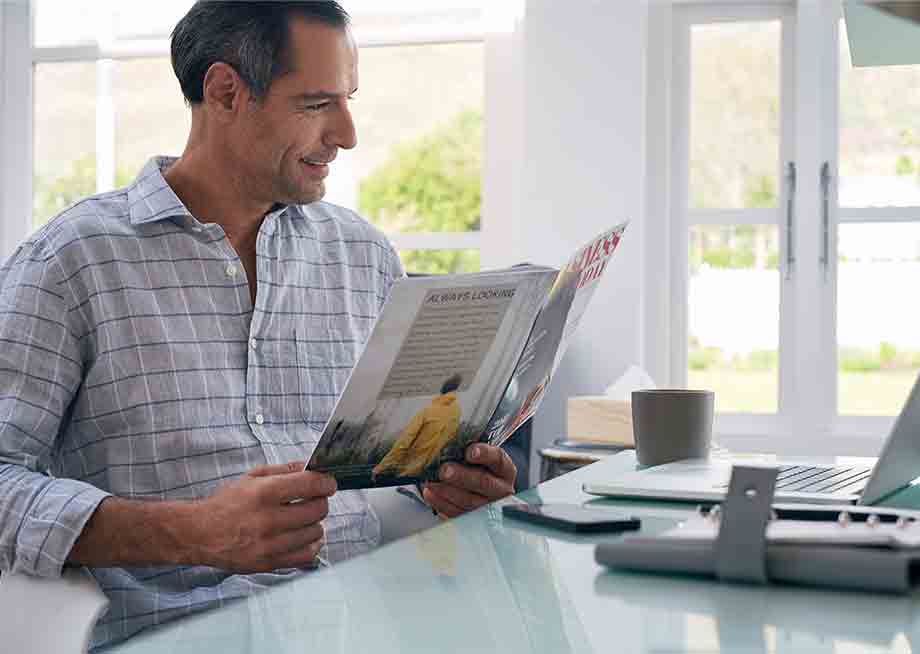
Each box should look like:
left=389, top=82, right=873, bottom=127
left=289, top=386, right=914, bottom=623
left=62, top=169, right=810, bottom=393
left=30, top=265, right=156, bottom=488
left=298, top=157, right=330, bottom=181
left=300, top=155, right=335, bottom=166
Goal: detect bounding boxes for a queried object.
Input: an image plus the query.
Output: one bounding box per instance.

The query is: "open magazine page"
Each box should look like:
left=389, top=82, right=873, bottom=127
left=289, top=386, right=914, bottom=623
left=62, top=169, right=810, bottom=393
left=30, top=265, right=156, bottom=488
left=306, top=268, right=557, bottom=489
left=484, top=222, right=628, bottom=447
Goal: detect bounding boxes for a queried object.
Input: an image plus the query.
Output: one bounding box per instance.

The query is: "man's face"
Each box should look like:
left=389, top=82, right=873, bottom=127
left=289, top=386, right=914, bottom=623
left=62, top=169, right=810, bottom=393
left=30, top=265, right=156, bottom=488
left=235, top=18, right=358, bottom=206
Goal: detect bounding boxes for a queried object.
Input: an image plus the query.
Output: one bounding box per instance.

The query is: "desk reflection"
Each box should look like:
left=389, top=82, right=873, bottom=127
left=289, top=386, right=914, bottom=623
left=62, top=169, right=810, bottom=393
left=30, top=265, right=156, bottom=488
left=111, top=504, right=592, bottom=654
left=594, top=569, right=920, bottom=653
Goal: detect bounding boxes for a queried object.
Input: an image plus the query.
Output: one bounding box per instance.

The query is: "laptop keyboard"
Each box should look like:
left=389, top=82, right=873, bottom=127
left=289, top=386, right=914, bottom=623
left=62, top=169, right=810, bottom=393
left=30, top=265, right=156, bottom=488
left=773, top=465, right=872, bottom=495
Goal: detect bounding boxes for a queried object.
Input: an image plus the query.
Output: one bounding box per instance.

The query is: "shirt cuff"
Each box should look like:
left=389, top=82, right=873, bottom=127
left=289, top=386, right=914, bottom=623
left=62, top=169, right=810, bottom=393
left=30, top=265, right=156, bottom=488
left=15, top=478, right=111, bottom=578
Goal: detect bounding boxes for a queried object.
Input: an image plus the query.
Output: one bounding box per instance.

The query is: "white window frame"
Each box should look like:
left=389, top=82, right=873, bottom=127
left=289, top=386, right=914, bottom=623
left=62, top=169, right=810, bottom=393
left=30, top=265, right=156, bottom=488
left=0, top=0, right=33, bottom=259
left=649, top=0, right=906, bottom=456
left=9, top=2, right=487, bottom=259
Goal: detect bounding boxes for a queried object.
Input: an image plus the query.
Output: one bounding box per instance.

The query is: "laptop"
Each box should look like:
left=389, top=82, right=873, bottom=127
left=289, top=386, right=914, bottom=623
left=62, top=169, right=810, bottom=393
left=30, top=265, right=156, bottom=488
left=583, top=372, right=920, bottom=506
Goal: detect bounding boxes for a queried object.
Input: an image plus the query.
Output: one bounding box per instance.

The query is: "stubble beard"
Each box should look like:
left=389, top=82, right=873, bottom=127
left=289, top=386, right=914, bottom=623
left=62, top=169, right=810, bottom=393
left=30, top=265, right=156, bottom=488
left=277, top=169, right=326, bottom=206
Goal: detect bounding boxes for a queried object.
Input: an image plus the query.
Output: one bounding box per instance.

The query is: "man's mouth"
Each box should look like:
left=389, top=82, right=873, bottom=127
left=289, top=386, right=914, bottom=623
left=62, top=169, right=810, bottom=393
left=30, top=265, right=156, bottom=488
left=299, top=157, right=332, bottom=180
left=300, top=155, right=335, bottom=167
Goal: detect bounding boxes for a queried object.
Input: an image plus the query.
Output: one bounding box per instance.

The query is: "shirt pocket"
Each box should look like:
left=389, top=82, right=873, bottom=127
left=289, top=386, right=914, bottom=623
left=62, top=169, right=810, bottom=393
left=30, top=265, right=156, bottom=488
left=294, top=324, right=360, bottom=430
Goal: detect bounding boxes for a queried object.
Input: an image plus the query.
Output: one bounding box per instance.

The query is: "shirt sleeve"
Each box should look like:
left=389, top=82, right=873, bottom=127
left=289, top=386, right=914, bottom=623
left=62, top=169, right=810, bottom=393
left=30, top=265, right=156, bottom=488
left=0, top=242, right=111, bottom=578
left=380, top=238, right=406, bottom=310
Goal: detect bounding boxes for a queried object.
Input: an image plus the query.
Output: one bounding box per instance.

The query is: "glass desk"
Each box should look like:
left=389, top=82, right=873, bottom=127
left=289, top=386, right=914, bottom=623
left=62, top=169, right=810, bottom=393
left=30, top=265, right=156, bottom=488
left=110, top=452, right=920, bottom=654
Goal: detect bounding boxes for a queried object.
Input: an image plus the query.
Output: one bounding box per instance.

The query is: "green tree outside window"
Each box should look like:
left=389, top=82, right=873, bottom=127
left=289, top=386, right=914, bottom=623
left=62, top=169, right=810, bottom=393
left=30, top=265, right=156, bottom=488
left=359, top=109, right=482, bottom=275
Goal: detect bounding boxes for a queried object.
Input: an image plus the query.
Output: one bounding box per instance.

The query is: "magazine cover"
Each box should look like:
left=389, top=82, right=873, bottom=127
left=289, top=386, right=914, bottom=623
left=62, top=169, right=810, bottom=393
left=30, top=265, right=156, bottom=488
left=305, top=223, right=627, bottom=489
left=306, top=269, right=557, bottom=489
left=484, top=222, right=628, bottom=447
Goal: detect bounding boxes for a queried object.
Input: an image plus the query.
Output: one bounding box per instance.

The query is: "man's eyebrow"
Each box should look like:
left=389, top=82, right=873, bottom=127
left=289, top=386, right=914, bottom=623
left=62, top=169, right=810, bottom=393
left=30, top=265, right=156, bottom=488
left=292, top=88, right=359, bottom=101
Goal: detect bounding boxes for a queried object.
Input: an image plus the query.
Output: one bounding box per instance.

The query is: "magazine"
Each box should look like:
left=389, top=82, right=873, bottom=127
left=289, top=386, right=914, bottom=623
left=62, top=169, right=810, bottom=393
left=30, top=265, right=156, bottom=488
left=305, top=222, right=628, bottom=489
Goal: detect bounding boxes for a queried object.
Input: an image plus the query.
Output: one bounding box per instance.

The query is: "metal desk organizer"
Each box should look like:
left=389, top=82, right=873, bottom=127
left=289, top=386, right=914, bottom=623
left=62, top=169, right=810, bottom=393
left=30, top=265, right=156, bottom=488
left=596, top=465, right=920, bottom=594
left=714, top=465, right=776, bottom=584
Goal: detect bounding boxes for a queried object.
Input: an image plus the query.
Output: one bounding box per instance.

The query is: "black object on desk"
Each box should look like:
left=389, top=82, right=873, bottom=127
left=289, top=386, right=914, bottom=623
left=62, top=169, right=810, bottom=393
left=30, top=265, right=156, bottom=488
left=503, top=503, right=641, bottom=534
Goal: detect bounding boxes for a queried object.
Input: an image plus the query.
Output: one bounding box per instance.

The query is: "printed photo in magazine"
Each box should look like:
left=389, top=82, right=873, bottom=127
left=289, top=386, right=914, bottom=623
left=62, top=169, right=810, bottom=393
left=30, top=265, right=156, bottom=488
left=305, top=223, right=628, bottom=489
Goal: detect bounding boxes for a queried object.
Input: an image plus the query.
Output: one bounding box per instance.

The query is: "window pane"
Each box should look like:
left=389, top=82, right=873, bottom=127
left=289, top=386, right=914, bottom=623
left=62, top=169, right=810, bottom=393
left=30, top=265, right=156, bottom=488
left=34, top=2, right=483, bottom=47
left=837, top=223, right=920, bottom=415
left=399, top=250, right=480, bottom=275
left=689, top=21, right=780, bottom=209
left=840, top=21, right=920, bottom=207
left=114, top=59, right=191, bottom=180
left=688, top=225, right=780, bottom=413
left=34, top=1, right=194, bottom=45
left=33, top=63, right=96, bottom=229
left=326, top=42, right=483, bottom=235
left=350, top=3, right=483, bottom=36
left=33, top=1, right=98, bottom=47
left=113, top=2, right=195, bottom=41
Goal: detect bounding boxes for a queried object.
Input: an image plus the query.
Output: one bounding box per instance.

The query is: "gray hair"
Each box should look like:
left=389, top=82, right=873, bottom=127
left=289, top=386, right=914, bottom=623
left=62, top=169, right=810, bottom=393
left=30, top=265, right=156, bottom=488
left=171, top=1, right=350, bottom=105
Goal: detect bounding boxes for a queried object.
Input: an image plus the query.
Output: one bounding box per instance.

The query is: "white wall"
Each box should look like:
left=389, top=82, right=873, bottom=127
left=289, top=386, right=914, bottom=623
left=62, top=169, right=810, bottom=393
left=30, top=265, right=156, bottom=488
left=483, top=0, right=648, bottom=481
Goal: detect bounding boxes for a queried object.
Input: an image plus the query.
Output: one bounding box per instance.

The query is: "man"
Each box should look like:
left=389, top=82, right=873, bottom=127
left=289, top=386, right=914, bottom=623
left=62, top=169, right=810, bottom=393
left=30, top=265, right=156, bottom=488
left=0, top=2, right=516, bottom=649
left=372, top=374, right=463, bottom=480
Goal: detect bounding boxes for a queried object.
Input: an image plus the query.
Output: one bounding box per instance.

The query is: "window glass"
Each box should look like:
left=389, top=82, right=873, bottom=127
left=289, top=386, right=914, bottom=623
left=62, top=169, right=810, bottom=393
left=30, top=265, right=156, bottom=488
left=837, top=223, right=920, bottom=415
left=399, top=249, right=480, bottom=275
left=34, top=2, right=484, bottom=47
left=839, top=21, right=920, bottom=208
left=33, top=1, right=99, bottom=47
left=328, top=42, right=483, bottom=274
left=327, top=42, right=483, bottom=229
left=34, top=1, right=194, bottom=46
left=33, top=5, right=485, bottom=280
left=114, top=58, right=191, bottom=179
left=350, top=3, right=483, bottom=37
left=689, top=21, right=781, bottom=209
left=33, top=63, right=96, bottom=228
left=688, top=225, right=780, bottom=413
left=112, top=2, right=196, bottom=41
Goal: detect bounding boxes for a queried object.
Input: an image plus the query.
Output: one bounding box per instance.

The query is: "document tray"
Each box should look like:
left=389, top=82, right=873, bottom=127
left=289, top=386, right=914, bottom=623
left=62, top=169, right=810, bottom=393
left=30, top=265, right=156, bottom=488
left=595, top=465, right=920, bottom=594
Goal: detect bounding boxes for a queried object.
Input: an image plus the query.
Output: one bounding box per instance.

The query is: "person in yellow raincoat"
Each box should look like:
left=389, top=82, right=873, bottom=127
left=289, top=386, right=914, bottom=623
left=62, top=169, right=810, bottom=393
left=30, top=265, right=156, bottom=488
left=372, top=374, right=463, bottom=480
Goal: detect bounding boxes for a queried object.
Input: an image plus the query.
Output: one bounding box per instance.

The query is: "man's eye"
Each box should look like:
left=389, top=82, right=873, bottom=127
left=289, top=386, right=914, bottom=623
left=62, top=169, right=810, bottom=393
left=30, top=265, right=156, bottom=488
left=302, top=102, right=330, bottom=112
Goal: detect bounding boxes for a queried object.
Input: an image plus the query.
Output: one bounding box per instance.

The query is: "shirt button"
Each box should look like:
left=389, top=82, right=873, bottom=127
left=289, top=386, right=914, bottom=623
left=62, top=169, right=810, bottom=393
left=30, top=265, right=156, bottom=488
left=254, top=413, right=264, bottom=425
left=225, top=264, right=238, bottom=278
left=250, top=338, right=258, bottom=350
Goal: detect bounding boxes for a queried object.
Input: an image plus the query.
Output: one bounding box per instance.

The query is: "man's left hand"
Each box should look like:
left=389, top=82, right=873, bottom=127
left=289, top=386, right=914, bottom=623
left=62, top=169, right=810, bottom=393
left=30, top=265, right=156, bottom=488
left=421, top=444, right=517, bottom=519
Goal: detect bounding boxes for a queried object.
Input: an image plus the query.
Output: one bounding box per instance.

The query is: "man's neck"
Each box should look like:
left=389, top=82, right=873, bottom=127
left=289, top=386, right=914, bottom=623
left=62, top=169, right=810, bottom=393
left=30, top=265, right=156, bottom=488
left=162, top=150, right=270, bottom=252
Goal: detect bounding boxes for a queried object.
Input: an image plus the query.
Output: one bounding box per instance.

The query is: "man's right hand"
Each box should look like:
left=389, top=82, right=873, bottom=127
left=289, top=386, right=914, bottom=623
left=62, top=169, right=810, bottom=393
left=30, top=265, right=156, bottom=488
left=192, top=461, right=337, bottom=573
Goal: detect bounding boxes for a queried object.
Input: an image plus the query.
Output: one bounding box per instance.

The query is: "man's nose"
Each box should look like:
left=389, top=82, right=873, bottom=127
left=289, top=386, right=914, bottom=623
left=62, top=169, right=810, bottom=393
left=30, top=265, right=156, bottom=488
left=325, top=102, right=357, bottom=151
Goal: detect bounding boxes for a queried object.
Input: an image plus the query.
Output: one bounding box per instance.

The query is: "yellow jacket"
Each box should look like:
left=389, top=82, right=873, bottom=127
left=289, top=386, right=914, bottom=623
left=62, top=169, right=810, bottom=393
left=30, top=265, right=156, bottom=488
left=374, top=392, right=461, bottom=478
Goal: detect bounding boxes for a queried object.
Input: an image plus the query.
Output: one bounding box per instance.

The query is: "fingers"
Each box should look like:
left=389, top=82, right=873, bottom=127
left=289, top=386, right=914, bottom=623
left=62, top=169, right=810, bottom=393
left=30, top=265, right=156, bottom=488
left=269, top=523, right=325, bottom=555
left=465, top=444, right=517, bottom=487
left=279, top=496, right=330, bottom=530
left=439, top=461, right=514, bottom=501
left=259, top=469, right=337, bottom=504
left=247, top=460, right=307, bottom=478
left=423, top=482, right=483, bottom=518
left=274, top=540, right=326, bottom=570
left=263, top=524, right=326, bottom=570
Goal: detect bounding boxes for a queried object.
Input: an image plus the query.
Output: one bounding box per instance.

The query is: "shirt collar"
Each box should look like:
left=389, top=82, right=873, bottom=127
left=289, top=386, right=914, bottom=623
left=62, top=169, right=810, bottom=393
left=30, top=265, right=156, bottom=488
left=127, top=157, right=193, bottom=226
left=127, top=156, right=306, bottom=227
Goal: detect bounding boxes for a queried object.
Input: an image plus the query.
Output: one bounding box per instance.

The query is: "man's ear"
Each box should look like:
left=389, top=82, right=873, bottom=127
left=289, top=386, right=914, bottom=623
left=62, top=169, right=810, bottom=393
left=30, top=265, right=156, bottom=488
left=201, top=62, right=247, bottom=120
